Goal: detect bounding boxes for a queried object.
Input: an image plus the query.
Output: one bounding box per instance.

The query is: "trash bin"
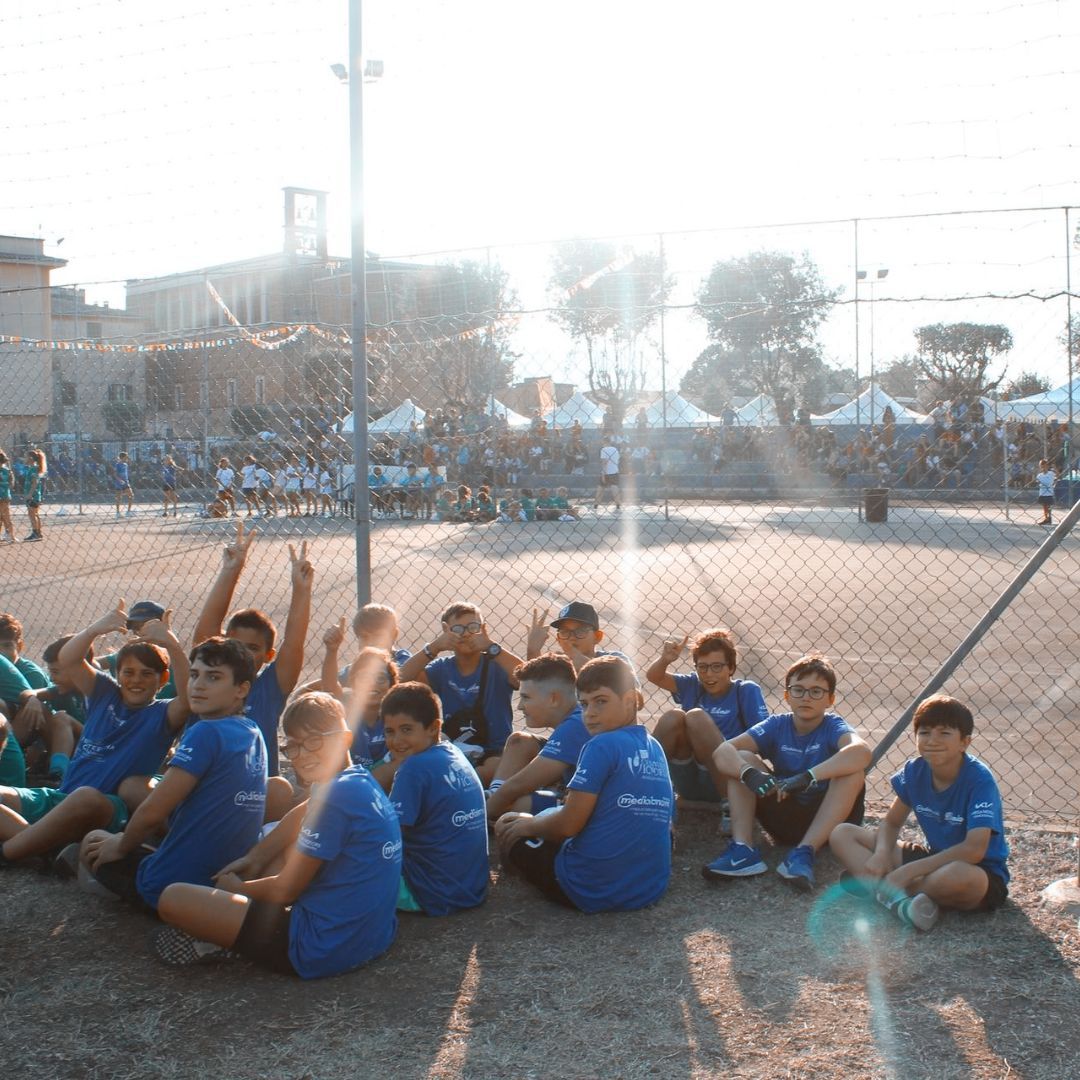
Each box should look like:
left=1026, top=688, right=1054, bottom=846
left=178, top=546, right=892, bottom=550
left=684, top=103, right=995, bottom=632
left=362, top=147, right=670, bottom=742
left=864, top=487, right=889, bottom=523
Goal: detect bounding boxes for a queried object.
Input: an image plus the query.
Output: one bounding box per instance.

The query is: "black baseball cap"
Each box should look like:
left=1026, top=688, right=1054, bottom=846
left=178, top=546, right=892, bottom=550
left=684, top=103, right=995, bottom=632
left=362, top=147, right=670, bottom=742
left=127, top=600, right=165, bottom=627
left=550, top=602, right=599, bottom=630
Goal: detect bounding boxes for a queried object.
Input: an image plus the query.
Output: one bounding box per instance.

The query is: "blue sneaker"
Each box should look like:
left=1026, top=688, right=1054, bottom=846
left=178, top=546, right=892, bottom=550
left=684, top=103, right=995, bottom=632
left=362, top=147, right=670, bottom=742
left=702, top=841, right=767, bottom=881
left=776, top=844, right=816, bottom=891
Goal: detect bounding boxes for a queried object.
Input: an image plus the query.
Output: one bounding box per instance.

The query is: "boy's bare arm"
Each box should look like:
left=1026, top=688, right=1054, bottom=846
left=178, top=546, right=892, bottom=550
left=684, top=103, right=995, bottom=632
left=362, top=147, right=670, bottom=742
left=494, top=789, right=598, bottom=850
left=645, top=635, right=687, bottom=692
left=217, top=798, right=309, bottom=880
left=221, top=846, right=322, bottom=906
left=864, top=798, right=910, bottom=877
left=59, top=600, right=129, bottom=698
left=319, top=617, right=347, bottom=698
left=275, top=541, right=314, bottom=696
left=807, top=733, right=872, bottom=782
left=475, top=626, right=525, bottom=688
left=486, top=755, right=566, bottom=819
left=193, top=521, right=255, bottom=646
left=139, top=613, right=191, bottom=730
left=884, top=826, right=992, bottom=894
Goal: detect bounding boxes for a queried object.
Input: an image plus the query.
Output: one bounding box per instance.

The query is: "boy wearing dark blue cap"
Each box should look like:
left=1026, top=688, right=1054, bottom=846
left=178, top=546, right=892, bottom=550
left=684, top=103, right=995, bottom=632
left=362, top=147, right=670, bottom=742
left=525, top=601, right=632, bottom=674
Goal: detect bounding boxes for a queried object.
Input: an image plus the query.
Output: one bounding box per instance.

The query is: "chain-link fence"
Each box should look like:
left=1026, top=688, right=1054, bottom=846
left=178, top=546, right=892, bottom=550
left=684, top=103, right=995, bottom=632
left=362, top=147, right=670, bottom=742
left=1, top=209, right=1077, bottom=822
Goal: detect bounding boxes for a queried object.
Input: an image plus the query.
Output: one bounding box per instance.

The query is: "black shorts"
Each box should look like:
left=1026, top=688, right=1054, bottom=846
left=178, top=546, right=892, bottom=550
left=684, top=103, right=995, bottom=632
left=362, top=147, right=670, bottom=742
left=242, top=487, right=256, bottom=496
left=90, top=844, right=156, bottom=912
left=1039, top=495, right=1054, bottom=509
left=754, top=784, right=865, bottom=846
left=233, top=898, right=298, bottom=975
left=162, top=485, right=175, bottom=493
left=600, top=473, right=620, bottom=487
left=900, top=842, right=1009, bottom=911
left=505, top=837, right=575, bottom=908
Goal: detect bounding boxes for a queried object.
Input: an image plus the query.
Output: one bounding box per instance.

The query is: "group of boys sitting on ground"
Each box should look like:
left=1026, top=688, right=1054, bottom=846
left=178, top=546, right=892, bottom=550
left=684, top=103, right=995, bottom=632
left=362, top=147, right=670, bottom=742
left=0, top=533, right=1009, bottom=977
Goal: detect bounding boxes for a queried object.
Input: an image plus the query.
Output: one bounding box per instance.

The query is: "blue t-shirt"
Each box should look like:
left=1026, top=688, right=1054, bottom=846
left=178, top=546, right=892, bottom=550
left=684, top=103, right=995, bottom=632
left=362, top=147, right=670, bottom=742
left=745, top=711, right=854, bottom=803
left=424, top=655, right=514, bottom=751
left=136, top=714, right=267, bottom=908
left=244, top=661, right=286, bottom=777
left=891, top=753, right=1010, bottom=884
left=390, top=741, right=488, bottom=915
left=350, top=718, right=386, bottom=770
left=555, top=725, right=674, bottom=914
left=671, top=676, right=769, bottom=740
left=61, top=673, right=174, bottom=795
left=536, top=706, right=590, bottom=786
left=290, top=765, right=402, bottom=979
left=114, top=460, right=130, bottom=488
left=162, top=464, right=177, bottom=488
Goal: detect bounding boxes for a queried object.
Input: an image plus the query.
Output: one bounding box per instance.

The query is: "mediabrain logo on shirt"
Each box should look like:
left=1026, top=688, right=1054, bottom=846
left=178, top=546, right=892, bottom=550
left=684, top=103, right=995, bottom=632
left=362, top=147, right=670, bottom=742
left=452, top=807, right=485, bottom=827
left=443, top=767, right=470, bottom=791
left=382, top=839, right=403, bottom=860
left=234, top=790, right=265, bottom=808
left=626, top=749, right=668, bottom=781
left=617, top=793, right=671, bottom=810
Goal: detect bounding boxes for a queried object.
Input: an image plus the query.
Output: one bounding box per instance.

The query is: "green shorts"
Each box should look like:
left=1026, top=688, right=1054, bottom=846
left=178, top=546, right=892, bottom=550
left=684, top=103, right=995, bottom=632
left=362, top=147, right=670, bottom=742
left=11, top=787, right=129, bottom=832
left=396, top=874, right=423, bottom=913
left=667, top=758, right=724, bottom=803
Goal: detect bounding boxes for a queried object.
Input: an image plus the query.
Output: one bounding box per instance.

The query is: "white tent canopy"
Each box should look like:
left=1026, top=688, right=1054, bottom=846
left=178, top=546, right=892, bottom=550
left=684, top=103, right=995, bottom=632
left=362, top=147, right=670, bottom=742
left=484, top=398, right=532, bottom=427
left=339, top=398, right=427, bottom=435
left=547, top=391, right=607, bottom=428
left=811, top=385, right=929, bottom=426
left=994, top=377, right=1080, bottom=423
left=638, top=391, right=722, bottom=428
left=734, top=393, right=781, bottom=427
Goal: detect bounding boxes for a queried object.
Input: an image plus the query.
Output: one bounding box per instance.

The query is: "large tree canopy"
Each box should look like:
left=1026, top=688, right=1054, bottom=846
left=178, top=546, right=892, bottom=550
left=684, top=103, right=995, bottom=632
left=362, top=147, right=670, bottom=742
left=548, top=238, right=671, bottom=423
left=913, top=322, right=1013, bottom=401
left=688, top=250, right=839, bottom=412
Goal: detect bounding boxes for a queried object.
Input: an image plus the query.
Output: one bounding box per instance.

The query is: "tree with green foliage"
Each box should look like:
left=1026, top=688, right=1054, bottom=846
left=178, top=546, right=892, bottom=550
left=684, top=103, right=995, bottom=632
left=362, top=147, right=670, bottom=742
left=913, top=322, right=1013, bottom=401
left=691, top=251, right=838, bottom=415
left=877, top=356, right=922, bottom=401
left=999, top=371, right=1052, bottom=400
left=101, top=400, right=143, bottom=442
left=548, top=239, right=672, bottom=424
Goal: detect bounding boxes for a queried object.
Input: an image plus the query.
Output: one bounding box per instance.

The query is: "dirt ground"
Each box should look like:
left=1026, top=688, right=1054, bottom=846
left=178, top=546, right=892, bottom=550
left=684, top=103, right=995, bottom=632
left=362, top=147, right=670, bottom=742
left=2, top=812, right=1078, bottom=1080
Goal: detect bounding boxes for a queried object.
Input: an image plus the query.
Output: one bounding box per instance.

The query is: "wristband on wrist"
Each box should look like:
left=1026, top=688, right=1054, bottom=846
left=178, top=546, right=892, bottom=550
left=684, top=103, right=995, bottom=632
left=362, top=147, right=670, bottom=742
left=423, top=643, right=436, bottom=660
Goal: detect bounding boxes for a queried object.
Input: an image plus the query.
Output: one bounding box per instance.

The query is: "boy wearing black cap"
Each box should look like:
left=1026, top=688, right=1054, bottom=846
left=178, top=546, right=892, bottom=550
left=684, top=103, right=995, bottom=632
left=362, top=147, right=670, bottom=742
left=526, top=602, right=632, bottom=674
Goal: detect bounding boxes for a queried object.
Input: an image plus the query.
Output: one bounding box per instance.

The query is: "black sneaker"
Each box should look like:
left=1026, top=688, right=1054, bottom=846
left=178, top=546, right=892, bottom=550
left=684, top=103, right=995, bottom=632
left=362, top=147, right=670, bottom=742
left=153, top=926, right=234, bottom=967
left=54, top=842, right=81, bottom=880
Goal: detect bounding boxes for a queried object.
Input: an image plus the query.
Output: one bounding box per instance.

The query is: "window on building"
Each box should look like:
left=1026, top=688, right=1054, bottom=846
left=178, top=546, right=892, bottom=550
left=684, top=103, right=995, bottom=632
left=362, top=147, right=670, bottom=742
left=107, top=383, right=131, bottom=403
left=60, top=381, right=77, bottom=406
left=226, top=379, right=238, bottom=407
left=86, top=321, right=103, bottom=340
left=255, top=376, right=265, bottom=405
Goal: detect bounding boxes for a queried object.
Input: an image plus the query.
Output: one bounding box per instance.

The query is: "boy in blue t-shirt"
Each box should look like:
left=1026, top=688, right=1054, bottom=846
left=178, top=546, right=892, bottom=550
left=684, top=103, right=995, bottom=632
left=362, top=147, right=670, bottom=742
left=830, top=694, right=1009, bottom=931
left=703, top=654, right=870, bottom=892
left=646, top=627, right=769, bottom=804
left=192, top=521, right=312, bottom=815
left=113, top=451, right=134, bottom=517
left=397, top=602, right=524, bottom=785
left=495, top=656, right=674, bottom=914
left=153, top=691, right=401, bottom=976
left=486, top=655, right=590, bottom=820
left=79, top=637, right=267, bottom=911
left=381, top=682, right=489, bottom=916
left=0, top=603, right=190, bottom=865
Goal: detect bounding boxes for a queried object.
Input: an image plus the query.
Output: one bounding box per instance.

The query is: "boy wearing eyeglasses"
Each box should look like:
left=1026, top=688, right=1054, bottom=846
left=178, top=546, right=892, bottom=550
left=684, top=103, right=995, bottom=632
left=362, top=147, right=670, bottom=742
left=646, top=628, right=768, bottom=804
left=525, top=602, right=631, bottom=674
left=702, top=654, right=869, bottom=892
left=396, top=602, right=524, bottom=784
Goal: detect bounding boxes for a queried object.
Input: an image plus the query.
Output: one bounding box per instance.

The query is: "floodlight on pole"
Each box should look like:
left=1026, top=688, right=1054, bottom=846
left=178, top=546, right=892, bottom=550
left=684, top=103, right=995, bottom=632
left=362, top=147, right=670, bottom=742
left=857, top=267, right=889, bottom=428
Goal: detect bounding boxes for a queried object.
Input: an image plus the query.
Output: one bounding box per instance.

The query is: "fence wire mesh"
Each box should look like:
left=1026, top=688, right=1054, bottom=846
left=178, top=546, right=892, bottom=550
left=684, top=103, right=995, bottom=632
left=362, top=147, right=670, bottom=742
left=1, top=211, right=1078, bottom=823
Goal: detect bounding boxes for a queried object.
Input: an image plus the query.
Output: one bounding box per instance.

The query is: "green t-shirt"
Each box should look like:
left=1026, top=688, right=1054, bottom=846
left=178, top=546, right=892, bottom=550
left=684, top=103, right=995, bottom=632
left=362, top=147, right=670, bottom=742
left=0, top=729, right=26, bottom=786
left=15, top=656, right=49, bottom=690
left=521, top=497, right=537, bottom=522
left=0, top=654, right=31, bottom=708
left=0, top=464, right=11, bottom=501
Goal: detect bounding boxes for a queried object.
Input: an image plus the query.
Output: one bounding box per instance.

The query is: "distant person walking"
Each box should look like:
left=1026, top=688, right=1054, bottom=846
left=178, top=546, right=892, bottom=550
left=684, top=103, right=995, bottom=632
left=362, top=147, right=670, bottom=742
left=1035, top=459, right=1057, bottom=526
left=23, top=448, right=47, bottom=542
left=595, top=441, right=621, bottom=511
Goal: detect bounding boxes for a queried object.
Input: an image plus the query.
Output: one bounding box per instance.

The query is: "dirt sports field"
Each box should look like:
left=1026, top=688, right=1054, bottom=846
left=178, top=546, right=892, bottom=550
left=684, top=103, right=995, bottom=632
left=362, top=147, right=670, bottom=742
left=2, top=499, right=1079, bottom=1078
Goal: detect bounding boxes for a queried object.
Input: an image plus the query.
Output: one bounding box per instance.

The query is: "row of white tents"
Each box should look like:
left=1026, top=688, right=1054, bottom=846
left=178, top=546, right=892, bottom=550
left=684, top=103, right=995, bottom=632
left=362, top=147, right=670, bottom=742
left=339, top=378, right=1080, bottom=434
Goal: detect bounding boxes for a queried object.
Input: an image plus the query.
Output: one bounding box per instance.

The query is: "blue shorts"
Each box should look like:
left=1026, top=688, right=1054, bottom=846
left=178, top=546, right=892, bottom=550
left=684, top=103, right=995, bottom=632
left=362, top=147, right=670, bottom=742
left=667, top=758, right=723, bottom=803
left=11, top=786, right=129, bottom=831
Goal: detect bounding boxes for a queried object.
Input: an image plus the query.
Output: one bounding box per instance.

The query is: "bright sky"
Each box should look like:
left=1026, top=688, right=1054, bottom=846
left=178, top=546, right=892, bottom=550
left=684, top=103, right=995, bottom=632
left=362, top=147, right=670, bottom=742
left=3, top=0, right=1080, bottom=388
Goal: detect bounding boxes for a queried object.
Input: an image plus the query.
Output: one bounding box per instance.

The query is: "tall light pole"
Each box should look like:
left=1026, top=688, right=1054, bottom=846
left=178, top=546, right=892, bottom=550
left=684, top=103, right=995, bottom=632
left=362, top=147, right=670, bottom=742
left=856, top=268, right=889, bottom=428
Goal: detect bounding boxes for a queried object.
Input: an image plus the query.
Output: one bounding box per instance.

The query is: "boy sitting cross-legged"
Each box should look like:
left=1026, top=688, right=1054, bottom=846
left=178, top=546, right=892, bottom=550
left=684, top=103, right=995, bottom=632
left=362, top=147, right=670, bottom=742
left=829, top=694, right=1009, bottom=931
left=702, top=654, right=870, bottom=892
left=397, top=603, right=524, bottom=785
left=494, top=656, right=674, bottom=913
left=0, top=602, right=190, bottom=867
left=382, top=682, right=489, bottom=915
left=646, top=628, right=769, bottom=804
left=77, top=637, right=267, bottom=911
left=153, top=692, right=401, bottom=976
left=486, top=655, right=590, bottom=821
left=193, top=521, right=312, bottom=813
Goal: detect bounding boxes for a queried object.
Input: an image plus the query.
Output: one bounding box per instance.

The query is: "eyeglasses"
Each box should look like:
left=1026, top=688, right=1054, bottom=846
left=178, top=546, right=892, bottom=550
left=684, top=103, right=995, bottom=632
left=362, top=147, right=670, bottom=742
left=695, top=662, right=730, bottom=675
left=448, top=621, right=482, bottom=636
left=555, top=627, right=594, bottom=640
left=283, top=731, right=346, bottom=758
left=786, top=685, right=829, bottom=700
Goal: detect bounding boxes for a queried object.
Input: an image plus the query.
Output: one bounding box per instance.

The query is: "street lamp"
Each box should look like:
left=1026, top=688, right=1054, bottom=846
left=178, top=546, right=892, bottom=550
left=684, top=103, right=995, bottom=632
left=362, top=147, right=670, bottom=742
left=856, top=268, right=889, bottom=428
